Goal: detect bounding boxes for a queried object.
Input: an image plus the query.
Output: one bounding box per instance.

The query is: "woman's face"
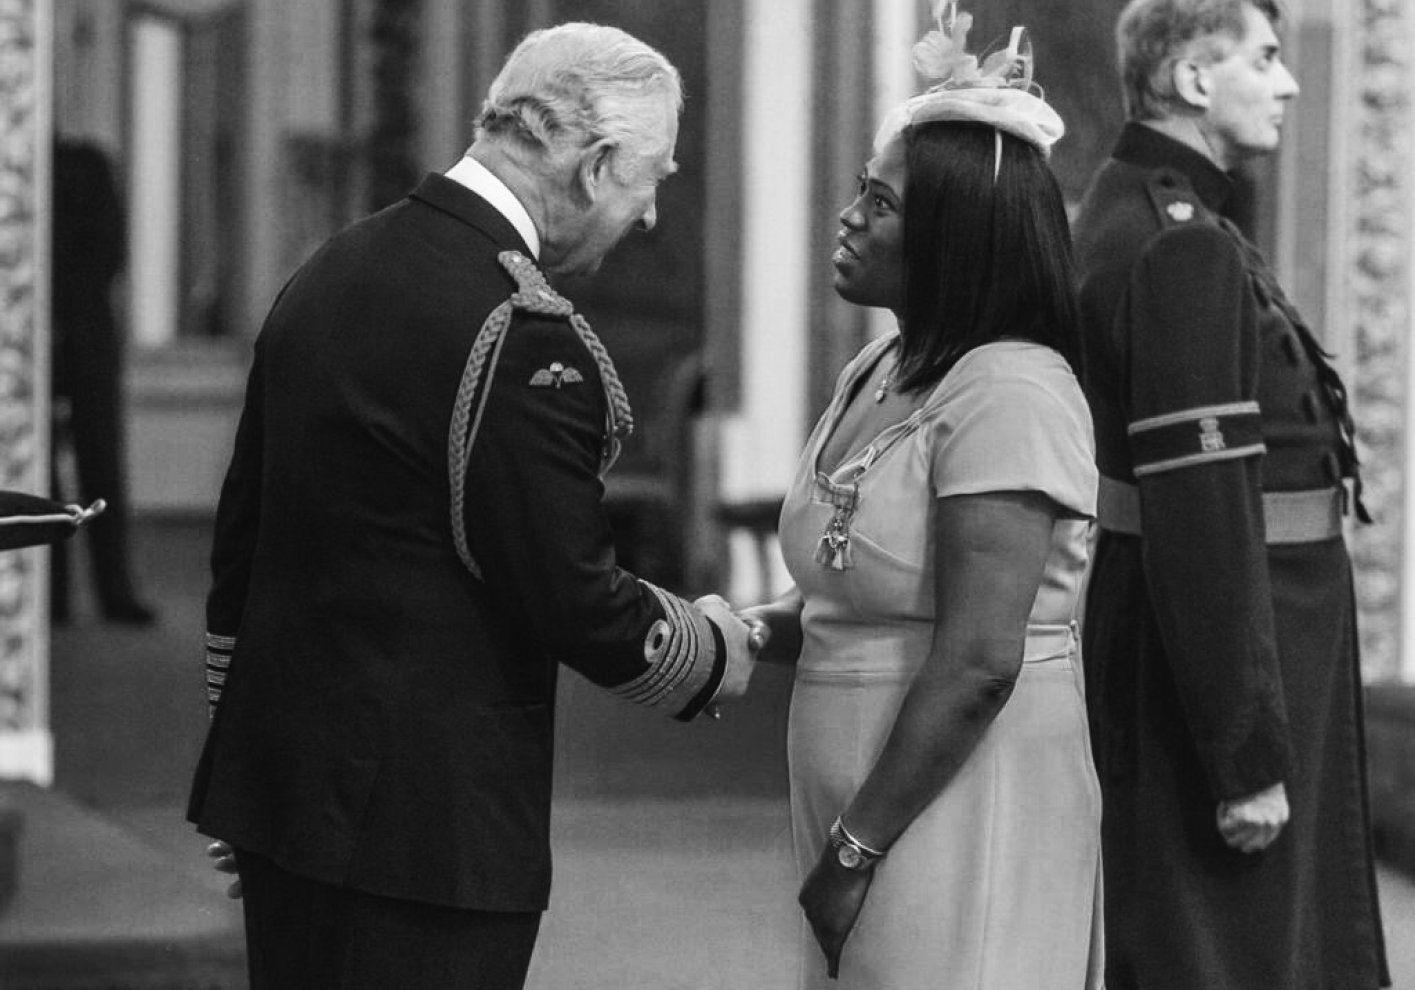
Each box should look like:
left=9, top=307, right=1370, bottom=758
left=832, top=132, right=907, bottom=313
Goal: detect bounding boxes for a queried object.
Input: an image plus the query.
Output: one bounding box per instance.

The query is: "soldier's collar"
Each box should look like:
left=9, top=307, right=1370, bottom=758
left=1113, top=121, right=1233, bottom=213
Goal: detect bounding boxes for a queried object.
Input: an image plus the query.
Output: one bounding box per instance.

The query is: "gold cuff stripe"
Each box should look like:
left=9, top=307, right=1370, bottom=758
left=1133, top=443, right=1266, bottom=477
left=616, top=582, right=713, bottom=707
left=1127, top=400, right=1261, bottom=435
left=206, top=632, right=235, bottom=712
left=615, top=586, right=700, bottom=705
left=1126, top=401, right=1262, bottom=435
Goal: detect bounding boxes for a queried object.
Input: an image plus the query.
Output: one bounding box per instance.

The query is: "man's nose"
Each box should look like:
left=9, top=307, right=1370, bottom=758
left=1276, top=61, right=1299, bottom=99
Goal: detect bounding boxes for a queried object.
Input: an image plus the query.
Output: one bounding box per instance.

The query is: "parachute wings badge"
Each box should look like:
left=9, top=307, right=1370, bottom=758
left=529, top=361, right=585, bottom=388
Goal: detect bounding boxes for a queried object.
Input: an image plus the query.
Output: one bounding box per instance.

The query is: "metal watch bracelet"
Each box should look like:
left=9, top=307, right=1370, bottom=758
left=829, top=816, right=886, bottom=871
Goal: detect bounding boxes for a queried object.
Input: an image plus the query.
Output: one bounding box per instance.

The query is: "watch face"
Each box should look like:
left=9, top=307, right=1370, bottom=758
left=836, top=844, right=863, bottom=870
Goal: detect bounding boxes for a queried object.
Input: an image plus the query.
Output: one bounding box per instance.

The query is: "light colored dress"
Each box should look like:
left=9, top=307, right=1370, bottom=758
left=780, top=336, right=1104, bottom=990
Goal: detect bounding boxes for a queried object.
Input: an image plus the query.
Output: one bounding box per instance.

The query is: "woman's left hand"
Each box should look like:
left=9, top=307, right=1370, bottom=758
left=798, top=848, right=874, bottom=979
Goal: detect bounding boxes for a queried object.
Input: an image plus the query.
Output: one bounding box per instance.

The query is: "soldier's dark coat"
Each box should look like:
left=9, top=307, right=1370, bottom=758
left=188, top=174, right=725, bottom=913
left=1074, top=123, right=1389, bottom=990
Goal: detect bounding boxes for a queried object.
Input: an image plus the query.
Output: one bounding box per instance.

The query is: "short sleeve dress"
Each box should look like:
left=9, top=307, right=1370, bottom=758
left=779, top=337, right=1104, bottom=990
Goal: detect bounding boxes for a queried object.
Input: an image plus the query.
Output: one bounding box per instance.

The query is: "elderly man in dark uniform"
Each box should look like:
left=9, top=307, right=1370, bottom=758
left=1073, top=1, right=1389, bottom=988
left=187, top=23, right=756, bottom=990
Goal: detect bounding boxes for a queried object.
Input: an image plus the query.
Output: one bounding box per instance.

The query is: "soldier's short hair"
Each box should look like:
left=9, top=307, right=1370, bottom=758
left=1117, top=0, right=1284, bottom=120
left=475, top=22, right=682, bottom=183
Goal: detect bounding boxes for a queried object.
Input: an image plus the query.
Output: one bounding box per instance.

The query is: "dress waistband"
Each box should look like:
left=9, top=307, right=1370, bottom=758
left=1097, top=476, right=1343, bottom=544
left=1024, top=621, right=1076, bottom=663
left=798, top=621, right=1077, bottom=679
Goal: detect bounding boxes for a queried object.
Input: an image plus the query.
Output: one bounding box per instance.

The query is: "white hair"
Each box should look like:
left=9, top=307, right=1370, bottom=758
left=476, top=22, right=682, bottom=180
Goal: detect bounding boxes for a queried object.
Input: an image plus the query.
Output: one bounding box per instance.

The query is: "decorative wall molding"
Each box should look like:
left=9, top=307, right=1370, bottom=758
left=0, top=0, right=52, bottom=781
left=1349, top=0, right=1411, bottom=682
left=1347, top=0, right=1415, bottom=684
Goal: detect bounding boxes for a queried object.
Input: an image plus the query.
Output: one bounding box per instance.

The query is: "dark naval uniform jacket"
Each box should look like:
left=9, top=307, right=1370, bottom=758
left=187, top=173, right=727, bottom=913
left=1073, top=123, right=1388, bottom=990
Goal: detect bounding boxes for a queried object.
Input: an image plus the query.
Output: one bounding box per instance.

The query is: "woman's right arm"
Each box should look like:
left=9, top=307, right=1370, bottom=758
left=738, top=586, right=805, bottom=665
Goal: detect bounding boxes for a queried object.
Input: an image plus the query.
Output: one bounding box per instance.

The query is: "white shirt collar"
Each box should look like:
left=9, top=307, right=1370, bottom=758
left=443, top=156, right=541, bottom=260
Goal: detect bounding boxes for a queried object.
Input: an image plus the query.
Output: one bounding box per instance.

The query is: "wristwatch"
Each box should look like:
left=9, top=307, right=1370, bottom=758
left=829, top=816, right=884, bottom=872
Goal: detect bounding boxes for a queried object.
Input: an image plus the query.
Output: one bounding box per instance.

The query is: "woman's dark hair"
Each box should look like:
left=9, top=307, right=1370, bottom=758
left=894, top=120, right=1081, bottom=393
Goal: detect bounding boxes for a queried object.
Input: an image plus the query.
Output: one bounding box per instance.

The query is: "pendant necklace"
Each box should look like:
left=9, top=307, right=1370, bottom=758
left=874, top=360, right=898, bottom=403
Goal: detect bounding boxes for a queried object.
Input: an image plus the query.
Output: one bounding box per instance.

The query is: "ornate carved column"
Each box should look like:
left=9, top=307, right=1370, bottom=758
left=1347, top=0, right=1412, bottom=681
left=0, top=0, right=52, bottom=782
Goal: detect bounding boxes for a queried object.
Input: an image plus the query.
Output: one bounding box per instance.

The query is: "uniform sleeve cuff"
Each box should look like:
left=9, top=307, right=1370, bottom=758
left=1202, top=730, right=1292, bottom=802
left=673, top=620, right=727, bottom=722
left=206, top=630, right=235, bottom=720
left=610, top=582, right=724, bottom=718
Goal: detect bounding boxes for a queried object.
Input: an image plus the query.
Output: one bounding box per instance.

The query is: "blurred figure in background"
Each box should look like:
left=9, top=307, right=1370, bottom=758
left=51, top=137, right=156, bottom=625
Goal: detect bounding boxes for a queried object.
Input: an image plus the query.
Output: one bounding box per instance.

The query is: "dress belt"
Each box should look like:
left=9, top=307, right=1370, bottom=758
left=1097, top=476, right=1344, bottom=544
left=1024, top=621, right=1076, bottom=663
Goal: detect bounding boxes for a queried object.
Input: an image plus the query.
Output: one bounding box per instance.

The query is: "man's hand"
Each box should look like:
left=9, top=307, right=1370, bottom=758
left=205, top=840, right=243, bottom=899
left=694, top=594, right=759, bottom=711
left=1217, top=782, right=1288, bottom=853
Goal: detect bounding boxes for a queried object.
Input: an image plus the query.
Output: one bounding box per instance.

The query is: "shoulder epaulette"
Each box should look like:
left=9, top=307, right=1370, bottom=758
left=447, top=250, right=634, bottom=580
left=1144, top=168, right=1209, bottom=230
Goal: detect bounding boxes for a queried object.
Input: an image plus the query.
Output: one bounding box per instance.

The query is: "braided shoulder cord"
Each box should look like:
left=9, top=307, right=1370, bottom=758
left=570, top=311, right=633, bottom=470
left=448, top=298, right=514, bottom=579
left=448, top=251, right=635, bottom=580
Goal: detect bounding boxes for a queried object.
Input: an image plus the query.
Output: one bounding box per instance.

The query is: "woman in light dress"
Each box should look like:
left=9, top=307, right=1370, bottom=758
left=740, top=9, right=1104, bottom=988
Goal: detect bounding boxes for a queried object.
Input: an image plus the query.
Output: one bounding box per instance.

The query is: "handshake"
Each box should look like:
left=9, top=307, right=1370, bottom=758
left=692, top=594, right=775, bottom=721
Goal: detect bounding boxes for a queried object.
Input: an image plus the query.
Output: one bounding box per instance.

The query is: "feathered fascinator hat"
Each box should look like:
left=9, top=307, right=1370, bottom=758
left=875, top=0, right=1065, bottom=167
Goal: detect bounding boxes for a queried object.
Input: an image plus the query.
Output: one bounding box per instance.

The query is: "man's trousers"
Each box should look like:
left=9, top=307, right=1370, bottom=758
left=238, top=848, right=542, bottom=990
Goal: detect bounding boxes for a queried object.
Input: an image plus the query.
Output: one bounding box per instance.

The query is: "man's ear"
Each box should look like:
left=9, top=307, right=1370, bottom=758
left=1172, top=57, right=1211, bottom=110
left=575, top=138, right=617, bottom=202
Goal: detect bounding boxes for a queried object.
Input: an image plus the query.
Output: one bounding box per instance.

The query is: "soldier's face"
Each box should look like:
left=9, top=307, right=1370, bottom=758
left=832, top=133, right=906, bottom=314
left=1197, top=6, right=1299, bottom=166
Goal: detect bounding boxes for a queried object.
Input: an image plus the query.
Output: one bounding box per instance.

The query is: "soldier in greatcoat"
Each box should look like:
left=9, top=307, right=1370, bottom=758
left=1073, top=1, right=1389, bottom=987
